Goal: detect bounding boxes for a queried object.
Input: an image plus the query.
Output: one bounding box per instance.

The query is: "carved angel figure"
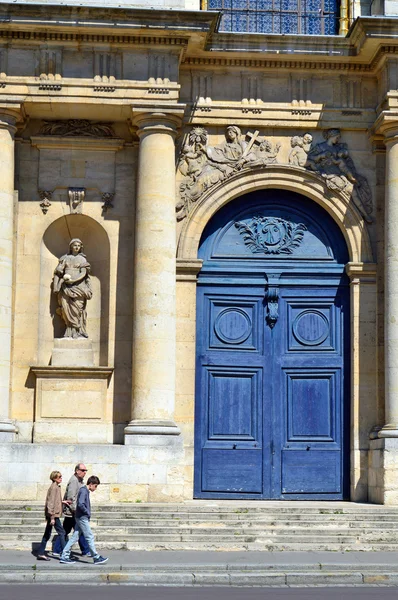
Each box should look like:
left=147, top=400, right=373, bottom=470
left=289, top=133, right=313, bottom=167
left=53, top=239, right=93, bottom=339
left=305, top=129, right=372, bottom=223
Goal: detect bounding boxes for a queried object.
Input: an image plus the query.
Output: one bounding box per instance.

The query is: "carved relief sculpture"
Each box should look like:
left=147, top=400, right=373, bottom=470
left=288, top=133, right=313, bottom=166
left=39, top=190, right=52, bottom=214
left=101, top=192, right=115, bottom=212
left=235, top=216, right=307, bottom=254
left=177, top=126, right=280, bottom=221
left=40, top=119, right=114, bottom=137
left=304, top=129, right=373, bottom=223
left=53, top=239, right=93, bottom=339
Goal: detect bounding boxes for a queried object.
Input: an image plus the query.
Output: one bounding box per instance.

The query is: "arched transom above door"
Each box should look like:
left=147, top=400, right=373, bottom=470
left=177, top=165, right=374, bottom=265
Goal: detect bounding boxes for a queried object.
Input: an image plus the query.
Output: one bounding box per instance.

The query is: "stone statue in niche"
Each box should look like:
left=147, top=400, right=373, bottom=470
left=305, top=128, right=373, bottom=223
left=53, top=239, right=93, bottom=339
left=288, top=133, right=313, bottom=166
left=177, top=126, right=280, bottom=221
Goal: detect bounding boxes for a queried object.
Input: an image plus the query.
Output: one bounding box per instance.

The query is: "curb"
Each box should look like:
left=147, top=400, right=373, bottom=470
left=1, top=564, right=398, bottom=586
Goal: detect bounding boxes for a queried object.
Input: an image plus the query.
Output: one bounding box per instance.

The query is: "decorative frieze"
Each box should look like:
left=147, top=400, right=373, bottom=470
left=177, top=126, right=280, bottom=220
left=177, top=126, right=372, bottom=225
left=191, top=71, right=213, bottom=104
left=39, top=120, right=115, bottom=138
left=93, top=51, right=121, bottom=83
left=37, top=47, right=62, bottom=80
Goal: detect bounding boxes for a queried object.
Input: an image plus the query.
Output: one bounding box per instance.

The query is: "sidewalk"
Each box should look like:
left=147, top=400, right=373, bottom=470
left=1, top=550, right=398, bottom=586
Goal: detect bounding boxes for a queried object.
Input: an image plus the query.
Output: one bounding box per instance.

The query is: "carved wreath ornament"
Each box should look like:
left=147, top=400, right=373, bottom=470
left=235, top=217, right=307, bottom=254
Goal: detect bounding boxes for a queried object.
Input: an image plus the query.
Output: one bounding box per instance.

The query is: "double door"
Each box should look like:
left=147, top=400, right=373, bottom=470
left=194, top=280, right=349, bottom=499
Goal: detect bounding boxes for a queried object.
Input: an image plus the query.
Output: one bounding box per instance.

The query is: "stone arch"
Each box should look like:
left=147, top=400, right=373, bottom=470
left=39, top=214, right=110, bottom=366
left=177, top=165, right=374, bottom=264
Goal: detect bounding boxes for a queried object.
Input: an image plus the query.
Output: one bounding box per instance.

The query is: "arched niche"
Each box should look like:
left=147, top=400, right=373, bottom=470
left=39, top=214, right=110, bottom=366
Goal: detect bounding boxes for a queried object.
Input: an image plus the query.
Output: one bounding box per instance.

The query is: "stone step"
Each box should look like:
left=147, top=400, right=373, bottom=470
left=0, top=508, right=398, bottom=523
left=1, top=524, right=398, bottom=537
left=2, top=503, right=398, bottom=514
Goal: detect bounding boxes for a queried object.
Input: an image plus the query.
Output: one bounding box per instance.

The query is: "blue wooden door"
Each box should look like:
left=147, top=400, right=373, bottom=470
left=194, top=190, right=350, bottom=500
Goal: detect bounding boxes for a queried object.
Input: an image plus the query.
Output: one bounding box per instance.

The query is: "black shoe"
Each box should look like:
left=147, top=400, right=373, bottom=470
left=93, top=555, right=108, bottom=565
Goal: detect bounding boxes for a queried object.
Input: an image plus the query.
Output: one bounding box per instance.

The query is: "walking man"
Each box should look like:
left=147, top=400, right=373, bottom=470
left=53, top=463, right=90, bottom=556
left=60, top=475, right=108, bottom=565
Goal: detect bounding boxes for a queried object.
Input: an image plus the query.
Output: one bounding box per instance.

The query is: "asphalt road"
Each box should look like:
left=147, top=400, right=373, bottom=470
left=0, top=586, right=398, bottom=600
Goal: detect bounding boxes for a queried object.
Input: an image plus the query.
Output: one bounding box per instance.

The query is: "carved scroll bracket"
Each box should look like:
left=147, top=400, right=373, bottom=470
left=265, top=277, right=280, bottom=329
left=68, top=187, right=85, bottom=214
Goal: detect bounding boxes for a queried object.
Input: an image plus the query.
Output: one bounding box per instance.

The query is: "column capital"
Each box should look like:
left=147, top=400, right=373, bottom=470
left=0, top=103, right=24, bottom=134
left=131, top=102, right=186, bottom=138
left=372, top=110, right=398, bottom=142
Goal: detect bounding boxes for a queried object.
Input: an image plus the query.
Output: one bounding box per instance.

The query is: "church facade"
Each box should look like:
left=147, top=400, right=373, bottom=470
left=0, top=0, right=396, bottom=504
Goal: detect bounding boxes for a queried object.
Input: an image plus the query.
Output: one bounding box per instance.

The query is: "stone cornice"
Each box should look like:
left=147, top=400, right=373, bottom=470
left=0, top=7, right=398, bottom=77
left=0, top=3, right=219, bottom=37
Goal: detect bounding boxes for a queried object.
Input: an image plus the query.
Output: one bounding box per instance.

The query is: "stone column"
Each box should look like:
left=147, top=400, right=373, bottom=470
left=380, top=128, right=398, bottom=438
left=0, top=108, right=20, bottom=441
left=125, top=107, right=184, bottom=442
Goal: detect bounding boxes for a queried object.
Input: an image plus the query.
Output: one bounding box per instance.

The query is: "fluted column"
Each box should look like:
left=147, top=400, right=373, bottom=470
left=0, top=108, right=20, bottom=441
left=380, top=127, right=398, bottom=437
left=125, top=107, right=184, bottom=442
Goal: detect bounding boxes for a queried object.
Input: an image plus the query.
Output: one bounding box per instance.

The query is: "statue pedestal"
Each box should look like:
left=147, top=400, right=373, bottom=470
left=51, top=338, right=94, bottom=367
left=31, top=339, right=113, bottom=443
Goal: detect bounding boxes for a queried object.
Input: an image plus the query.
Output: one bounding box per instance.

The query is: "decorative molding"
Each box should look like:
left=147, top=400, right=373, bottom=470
left=183, top=56, right=373, bottom=73
left=68, top=188, right=85, bottom=214
left=93, top=86, right=116, bottom=93
left=37, top=47, right=62, bottom=80
left=101, top=192, right=115, bottom=213
left=346, top=262, right=377, bottom=284
left=39, top=119, right=115, bottom=138
left=38, top=189, right=52, bottom=214
left=0, top=29, right=189, bottom=50
left=38, top=84, right=62, bottom=91
left=176, top=258, right=203, bottom=281
left=177, top=126, right=280, bottom=221
left=235, top=216, right=307, bottom=255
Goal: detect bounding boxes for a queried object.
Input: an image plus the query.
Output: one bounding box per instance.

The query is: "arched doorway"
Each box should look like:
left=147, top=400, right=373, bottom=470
left=194, top=189, right=350, bottom=499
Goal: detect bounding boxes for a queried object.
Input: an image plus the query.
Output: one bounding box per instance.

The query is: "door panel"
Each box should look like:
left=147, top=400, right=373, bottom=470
left=277, top=288, right=348, bottom=499
left=194, top=283, right=349, bottom=499
left=195, top=286, right=269, bottom=499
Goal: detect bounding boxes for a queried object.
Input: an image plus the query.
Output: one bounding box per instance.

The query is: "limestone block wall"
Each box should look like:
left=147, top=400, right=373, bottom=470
left=11, top=120, right=136, bottom=444
left=0, top=441, right=188, bottom=503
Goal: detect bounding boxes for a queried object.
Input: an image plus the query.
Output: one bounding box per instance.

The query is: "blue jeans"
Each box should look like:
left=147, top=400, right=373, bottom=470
left=61, top=516, right=98, bottom=560
left=53, top=516, right=90, bottom=555
left=37, top=517, right=66, bottom=556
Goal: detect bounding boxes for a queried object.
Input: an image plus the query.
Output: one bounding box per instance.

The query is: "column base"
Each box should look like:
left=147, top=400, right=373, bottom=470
left=369, top=437, right=398, bottom=504
left=0, top=419, right=17, bottom=442
left=124, top=419, right=181, bottom=444
left=378, top=424, right=398, bottom=438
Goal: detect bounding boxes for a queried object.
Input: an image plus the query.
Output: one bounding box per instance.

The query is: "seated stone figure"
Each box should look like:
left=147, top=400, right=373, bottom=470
left=305, top=128, right=372, bottom=223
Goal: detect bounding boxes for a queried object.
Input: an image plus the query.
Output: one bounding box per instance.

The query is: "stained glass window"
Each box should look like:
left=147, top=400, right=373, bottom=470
left=208, top=0, right=339, bottom=35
